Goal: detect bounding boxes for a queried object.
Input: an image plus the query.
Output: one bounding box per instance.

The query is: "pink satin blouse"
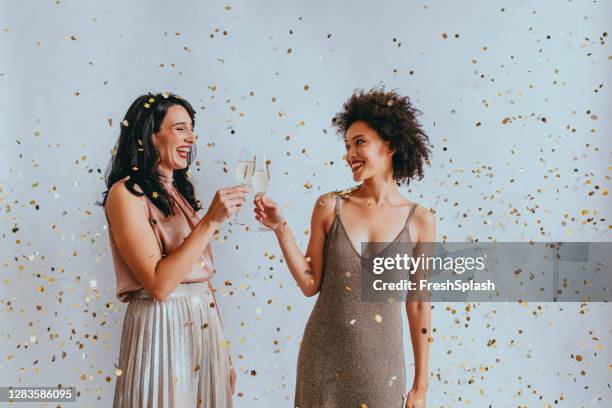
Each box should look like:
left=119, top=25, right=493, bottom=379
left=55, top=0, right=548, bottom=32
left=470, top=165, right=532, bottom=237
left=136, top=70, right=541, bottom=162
left=104, top=181, right=213, bottom=302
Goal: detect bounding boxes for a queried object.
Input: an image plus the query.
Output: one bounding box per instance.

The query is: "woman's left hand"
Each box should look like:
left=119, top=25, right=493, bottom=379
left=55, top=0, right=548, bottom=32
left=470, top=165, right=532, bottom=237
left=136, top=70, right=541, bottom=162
left=230, top=367, right=236, bottom=395
left=405, top=385, right=427, bottom=407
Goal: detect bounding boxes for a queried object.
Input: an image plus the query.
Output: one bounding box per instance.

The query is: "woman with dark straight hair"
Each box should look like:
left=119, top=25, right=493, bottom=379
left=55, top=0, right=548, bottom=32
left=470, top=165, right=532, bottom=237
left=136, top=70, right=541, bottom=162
left=254, top=87, right=435, bottom=408
left=98, top=92, right=246, bottom=407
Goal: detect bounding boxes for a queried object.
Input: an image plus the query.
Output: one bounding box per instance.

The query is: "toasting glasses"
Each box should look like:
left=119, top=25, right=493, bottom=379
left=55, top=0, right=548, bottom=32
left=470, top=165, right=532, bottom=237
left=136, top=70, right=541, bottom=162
left=251, top=152, right=271, bottom=231
left=232, top=146, right=255, bottom=225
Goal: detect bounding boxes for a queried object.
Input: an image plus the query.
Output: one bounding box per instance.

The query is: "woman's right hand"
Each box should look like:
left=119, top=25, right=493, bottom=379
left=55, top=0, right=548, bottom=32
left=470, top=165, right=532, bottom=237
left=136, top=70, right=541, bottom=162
left=203, top=185, right=249, bottom=225
left=254, top=194, right=285, bottom=231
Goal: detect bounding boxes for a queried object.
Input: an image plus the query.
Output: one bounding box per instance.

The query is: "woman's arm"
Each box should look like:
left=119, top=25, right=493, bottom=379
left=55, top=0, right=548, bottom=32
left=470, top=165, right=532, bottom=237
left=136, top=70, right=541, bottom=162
left=254, top=193, right=335, bottom=297
left=106, top=180, right=247, bottom=301
left=406, top=206, right=436, bottom=393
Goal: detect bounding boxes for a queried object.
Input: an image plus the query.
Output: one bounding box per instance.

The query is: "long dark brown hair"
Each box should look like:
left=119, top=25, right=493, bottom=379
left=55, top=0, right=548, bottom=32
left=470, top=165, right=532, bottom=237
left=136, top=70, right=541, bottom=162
left=96, top=92, right=202, bottom=217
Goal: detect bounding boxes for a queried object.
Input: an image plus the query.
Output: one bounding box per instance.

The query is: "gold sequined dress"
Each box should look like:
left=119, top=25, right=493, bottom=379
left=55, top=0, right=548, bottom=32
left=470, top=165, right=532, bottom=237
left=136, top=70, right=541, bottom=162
left=294, top=194, right=417, bottom=408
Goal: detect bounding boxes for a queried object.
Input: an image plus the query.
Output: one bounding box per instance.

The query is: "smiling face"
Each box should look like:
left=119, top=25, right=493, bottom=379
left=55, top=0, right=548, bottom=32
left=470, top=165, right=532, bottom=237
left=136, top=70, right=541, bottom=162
left=344, top=120, right=395, bottom=182
left=152, top=104, right=197, bottom=175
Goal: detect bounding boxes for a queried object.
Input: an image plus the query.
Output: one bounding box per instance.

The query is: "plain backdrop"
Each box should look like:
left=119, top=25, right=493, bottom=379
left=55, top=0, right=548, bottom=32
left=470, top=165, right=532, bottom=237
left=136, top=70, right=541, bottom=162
left=1, top=0, right=610, bottom=406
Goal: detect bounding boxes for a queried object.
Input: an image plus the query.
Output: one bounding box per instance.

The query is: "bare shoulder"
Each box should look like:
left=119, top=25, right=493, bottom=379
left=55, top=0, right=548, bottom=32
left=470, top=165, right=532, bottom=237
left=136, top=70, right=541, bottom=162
left=316, top=191, right=338, bottom=209
left=410, top=202, right=436, bottom=242
left=411, top=202, right=435, bottom=224
left=311, top=191, right=339, bottom=233
left=106, top=179, right=146, bottom=214
left=109, top=178, right=144, bottom=196
left=312, top=191, right=337, bottom=217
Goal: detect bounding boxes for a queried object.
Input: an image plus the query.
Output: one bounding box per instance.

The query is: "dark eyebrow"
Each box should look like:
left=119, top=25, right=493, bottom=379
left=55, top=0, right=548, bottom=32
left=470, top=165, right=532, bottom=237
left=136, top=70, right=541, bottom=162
left=172, top=121, right=194, bottom=128
left=344, top=134, right=365, bottom=143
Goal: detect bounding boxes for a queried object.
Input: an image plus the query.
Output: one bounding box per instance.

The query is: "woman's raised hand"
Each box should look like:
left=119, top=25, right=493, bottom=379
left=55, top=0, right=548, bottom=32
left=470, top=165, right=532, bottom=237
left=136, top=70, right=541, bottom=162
left=254, top=195, right=285, bottom=231
left=203, top=185, right=249, bottom=226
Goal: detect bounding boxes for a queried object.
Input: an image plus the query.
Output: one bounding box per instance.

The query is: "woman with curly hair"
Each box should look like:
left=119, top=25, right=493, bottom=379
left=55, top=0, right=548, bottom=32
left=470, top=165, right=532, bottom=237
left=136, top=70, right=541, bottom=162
left=98, top=92, right=246, bottom=407
left=254, top=88, right=435, bottom=407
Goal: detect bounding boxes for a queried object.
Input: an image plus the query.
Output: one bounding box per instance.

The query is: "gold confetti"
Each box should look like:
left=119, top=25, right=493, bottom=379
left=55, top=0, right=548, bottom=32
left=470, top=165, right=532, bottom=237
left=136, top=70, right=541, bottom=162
left=152, top=192, right=159, bottom=199
left=338, top=185, right=361, bottom=198
left=374, top=314, right=382, bottom=323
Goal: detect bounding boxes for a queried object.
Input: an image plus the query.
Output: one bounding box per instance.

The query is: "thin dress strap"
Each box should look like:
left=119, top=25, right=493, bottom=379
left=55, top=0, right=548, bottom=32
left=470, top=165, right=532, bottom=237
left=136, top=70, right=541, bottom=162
left=403, top=202, right=417, bottom=231
left=408, top=202, right=417, bottom=219
left=326, top=193, right=341, bottom=236
left=334, top=193, right=341, bottom=216
left=401, top=202, right=417, bottom=247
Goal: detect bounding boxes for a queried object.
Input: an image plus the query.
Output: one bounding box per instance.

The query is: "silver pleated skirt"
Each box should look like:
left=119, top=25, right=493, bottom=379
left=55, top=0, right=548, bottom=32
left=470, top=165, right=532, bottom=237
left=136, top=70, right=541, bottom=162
left=113, top=282, right=233, bottom=408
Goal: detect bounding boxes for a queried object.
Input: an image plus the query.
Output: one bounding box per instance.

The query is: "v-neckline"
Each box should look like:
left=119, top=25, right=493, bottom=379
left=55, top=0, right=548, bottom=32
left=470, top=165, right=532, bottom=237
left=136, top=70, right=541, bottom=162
left=167, top=188, right=197, bottom=219
left=336, top=204, right=413, bottom=261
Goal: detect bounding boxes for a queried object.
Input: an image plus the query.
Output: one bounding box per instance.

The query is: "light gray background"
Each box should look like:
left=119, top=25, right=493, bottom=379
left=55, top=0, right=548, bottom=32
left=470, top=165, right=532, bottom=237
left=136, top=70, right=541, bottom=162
left=1, top=0, right=610, bottom=406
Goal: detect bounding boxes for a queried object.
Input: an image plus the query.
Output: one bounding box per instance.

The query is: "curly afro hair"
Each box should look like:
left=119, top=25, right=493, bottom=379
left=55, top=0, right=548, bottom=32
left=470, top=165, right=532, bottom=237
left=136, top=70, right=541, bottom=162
left=331, top=87, right=432, bottom=186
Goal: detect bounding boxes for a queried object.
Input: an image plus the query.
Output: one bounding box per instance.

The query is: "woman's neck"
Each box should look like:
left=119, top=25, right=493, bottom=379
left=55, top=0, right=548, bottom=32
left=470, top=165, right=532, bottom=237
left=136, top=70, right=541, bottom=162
left=158, top=165, right=174, bottom=188
left=358, top=174, right=401, bottom=205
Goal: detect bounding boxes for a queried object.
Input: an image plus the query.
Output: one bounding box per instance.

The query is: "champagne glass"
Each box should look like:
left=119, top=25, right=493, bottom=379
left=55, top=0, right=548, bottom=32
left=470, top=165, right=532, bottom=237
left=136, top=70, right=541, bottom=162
left=252, top=152, right=271, bottom=231
left=232, top=146, right=255, bottom=225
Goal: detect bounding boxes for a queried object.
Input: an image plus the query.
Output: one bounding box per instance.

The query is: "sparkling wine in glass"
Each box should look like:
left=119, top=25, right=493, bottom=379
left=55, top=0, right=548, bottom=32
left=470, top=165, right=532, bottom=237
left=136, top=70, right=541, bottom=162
left=252, top=153, right=271, bottom=231
left=232, top=146, right=255, bottom=225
